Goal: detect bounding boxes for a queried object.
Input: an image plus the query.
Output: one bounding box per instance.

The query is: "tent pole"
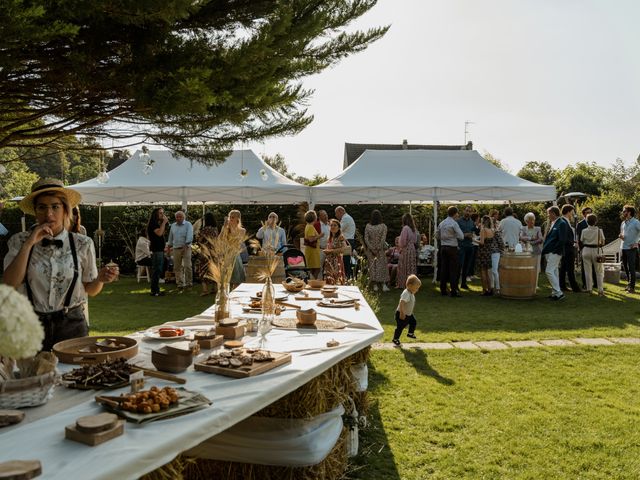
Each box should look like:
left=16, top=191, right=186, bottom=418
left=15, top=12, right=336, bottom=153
left=98, top=203, right=103, bottom=265
left=432, top=200, right=438, bottom=284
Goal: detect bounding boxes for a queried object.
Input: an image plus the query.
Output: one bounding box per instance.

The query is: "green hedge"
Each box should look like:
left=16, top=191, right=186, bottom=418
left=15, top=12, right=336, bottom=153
left=0, top=196, right=630, bottom=274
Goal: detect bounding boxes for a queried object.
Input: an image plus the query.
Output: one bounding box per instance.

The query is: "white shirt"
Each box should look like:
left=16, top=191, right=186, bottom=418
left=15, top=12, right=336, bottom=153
left=398, top=289, right=416, bottom=316
left=499, top=216, right=523, bottom=249
left=437, top=217, right=464, bottom=247
left=4, top=229, right=98, bottom=313
left=135, top=236, right=151, bottom=262
left=340, top=213, right=356, bottom=240
left=318, top=221, right=330, bottom=249
left=256, top=225, right=287, bottom=252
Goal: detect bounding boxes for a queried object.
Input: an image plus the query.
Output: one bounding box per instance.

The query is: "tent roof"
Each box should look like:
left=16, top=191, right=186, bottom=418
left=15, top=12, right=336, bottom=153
left=343, top=141, right=472, bottom=168
left=312, top=149, right=556, bottom=204
left=70, top=149, right=311, bottom=205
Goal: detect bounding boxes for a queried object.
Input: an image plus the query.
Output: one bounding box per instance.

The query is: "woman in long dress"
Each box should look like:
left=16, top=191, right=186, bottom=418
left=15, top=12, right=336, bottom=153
left=477, top=215, right=495, bottom=295
left=225, top=210, right=246, bottom=287
left=323, top=219, right=349, bottom=285
left=396, top=213, right=418, bottom=289
left=364, top=209, right=390, bottom=292
left=519, top=212, right=543, bottom=289
left=303, top=210, right=323, bottom=279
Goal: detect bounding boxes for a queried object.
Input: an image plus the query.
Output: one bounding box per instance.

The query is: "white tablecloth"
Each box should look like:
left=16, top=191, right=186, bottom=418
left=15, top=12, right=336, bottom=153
left=0, top=284, right=382, bottom=480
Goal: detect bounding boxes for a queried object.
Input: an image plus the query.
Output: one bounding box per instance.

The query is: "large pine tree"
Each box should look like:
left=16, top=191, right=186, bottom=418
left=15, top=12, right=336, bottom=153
left=0, top=0, right=387, bottom=164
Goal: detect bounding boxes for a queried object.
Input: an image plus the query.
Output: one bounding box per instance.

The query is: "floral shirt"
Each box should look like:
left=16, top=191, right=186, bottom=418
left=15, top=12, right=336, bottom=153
left=4, top=229, right=98, bottom=313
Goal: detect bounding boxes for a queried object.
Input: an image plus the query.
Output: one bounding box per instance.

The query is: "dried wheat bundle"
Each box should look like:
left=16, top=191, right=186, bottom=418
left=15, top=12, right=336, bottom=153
left=248, top=238, right=280, bottom=282
left=198, top=229, right=246, bottom=286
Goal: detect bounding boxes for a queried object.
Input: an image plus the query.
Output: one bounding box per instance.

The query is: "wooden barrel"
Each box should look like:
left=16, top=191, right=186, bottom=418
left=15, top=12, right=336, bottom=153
left=498, top=253, right=537, bottom=299
left=245, top=256, right=286, bottom=283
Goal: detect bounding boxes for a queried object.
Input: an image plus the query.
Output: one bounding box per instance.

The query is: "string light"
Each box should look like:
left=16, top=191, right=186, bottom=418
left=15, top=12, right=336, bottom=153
left=238, top=145, right=247, bottom=181
left=140, top=146, right=155, bottom=175
left=96, top=149, right=110, bottom=184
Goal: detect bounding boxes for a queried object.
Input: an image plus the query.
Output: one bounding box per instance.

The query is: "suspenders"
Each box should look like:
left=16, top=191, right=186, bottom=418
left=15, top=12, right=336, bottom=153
left=25, top=232, right=80, bottom=313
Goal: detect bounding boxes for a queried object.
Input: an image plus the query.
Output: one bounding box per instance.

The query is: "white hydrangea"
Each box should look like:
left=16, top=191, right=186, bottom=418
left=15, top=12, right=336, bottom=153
left=0, top=285, right=44, bottom=359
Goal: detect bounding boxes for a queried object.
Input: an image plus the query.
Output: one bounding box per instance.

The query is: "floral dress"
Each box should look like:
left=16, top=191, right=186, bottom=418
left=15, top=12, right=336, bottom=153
left=396, top=225, right=417, bottom=288
left=477, top=227, right=494, bottom=268
left=323, top=235, right=347, bottom=285
left=365, top=223, right=389, bottom=283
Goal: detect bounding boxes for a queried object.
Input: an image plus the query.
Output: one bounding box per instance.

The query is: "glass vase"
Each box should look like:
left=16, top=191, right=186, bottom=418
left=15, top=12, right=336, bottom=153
left=214, top=282, right=231, bottom=321
left=259, top=277, right=275, bottom=346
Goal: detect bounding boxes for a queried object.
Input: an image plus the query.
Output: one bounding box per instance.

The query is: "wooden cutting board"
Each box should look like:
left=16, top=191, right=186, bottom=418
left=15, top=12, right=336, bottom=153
left=194, top=352, right=291, bottom=378
left=0, top=410, right=25, bottom=428
left=0, top=460, right=42, bottom=480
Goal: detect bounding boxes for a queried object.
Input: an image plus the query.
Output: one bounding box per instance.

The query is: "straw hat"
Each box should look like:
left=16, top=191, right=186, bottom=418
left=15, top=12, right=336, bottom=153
left=19, top=178, right=82, bottom=216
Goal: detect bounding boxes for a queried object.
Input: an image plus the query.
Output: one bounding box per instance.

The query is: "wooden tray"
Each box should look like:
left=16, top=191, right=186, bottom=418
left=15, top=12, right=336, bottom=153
left=194, top=351, right=291, bottom=378
left=53, top=336, right=139, bottom=364
left=95, top=388, right=210, bottom=424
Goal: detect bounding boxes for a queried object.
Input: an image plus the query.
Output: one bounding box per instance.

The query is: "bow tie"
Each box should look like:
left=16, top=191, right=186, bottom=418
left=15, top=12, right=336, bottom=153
left=41, top=238, right=63, bottom=248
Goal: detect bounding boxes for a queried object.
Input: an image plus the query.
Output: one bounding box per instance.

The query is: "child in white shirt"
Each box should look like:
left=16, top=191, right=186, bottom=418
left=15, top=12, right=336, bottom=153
left=392, top=274, right=421, bottom=346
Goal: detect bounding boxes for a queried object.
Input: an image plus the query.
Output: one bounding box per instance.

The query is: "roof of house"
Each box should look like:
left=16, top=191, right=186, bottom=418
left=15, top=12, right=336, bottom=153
left=343, top=141, right=473, bottom=168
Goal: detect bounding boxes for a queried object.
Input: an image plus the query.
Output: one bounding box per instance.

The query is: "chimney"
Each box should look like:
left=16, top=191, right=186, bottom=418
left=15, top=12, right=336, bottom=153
left=402, top=139, right=408, bottom=150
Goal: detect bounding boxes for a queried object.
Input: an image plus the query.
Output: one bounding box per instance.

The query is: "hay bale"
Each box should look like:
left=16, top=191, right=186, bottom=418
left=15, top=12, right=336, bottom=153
left=352, top=391, right=369, bottom=418
left=257, top=360, right=355, bottom=419
left=182, top=428, right=348, bottom=480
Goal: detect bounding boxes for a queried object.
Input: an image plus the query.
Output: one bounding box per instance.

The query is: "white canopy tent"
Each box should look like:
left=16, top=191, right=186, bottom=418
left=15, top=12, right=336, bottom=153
left=68, top=149, right=311, bottom=260
left=311, top=149, right=556, bottom=282
left=70, top=149, right=311, bottom=206
left=311, top=149, right=556, bottom=204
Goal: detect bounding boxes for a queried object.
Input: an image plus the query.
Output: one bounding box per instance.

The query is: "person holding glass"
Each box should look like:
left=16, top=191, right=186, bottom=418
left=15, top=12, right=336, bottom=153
left=520, top=212, right=543, bottom=289
left=4, top=178, right=118, bottom=350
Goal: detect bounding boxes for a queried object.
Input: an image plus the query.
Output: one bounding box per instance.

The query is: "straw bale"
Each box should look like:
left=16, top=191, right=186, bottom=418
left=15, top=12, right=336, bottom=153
left=181, top=427, right=348, bottom=480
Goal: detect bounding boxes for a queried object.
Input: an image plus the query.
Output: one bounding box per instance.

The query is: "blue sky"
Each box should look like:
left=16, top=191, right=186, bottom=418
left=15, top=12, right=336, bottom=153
left=248, top=0, right=640, bottom=179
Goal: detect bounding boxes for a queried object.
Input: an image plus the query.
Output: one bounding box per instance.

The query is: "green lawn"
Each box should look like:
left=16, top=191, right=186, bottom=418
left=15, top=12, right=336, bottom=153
left=351, top=347, right=640, bottom=479
left=87, top=276, right=640, bottom=479
left=376, top=278, right=640, bottom=343
left=88, top=277, right=215, bottom=336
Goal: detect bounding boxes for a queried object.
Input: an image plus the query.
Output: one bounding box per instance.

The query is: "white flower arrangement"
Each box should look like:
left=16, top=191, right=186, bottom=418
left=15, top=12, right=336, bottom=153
left=0, top=285, right=44, bottom=360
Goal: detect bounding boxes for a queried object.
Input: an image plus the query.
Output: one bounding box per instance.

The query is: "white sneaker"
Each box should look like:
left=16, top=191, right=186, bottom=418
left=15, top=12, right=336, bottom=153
left=159, top=279, right=165, bottom=284
left=466, top=276, right=472, bottom=283
left=373, top=284, right=379, bottom=292
left=382, top=284, right=390, bottom=292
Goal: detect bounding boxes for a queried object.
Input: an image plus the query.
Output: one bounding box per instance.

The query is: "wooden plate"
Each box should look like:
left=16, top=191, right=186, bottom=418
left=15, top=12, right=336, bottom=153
left=143, top=329, right=190, bottom=341
left=53, top=336, right=139, bottom=364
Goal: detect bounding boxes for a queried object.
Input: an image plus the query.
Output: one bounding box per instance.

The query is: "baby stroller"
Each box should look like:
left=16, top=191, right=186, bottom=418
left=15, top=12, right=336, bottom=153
left=280, top=245, right=311, bottom=281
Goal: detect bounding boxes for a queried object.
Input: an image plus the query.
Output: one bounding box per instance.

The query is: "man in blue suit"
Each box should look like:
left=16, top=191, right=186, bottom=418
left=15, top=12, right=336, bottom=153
left=542, top=206, right=568, bottom=300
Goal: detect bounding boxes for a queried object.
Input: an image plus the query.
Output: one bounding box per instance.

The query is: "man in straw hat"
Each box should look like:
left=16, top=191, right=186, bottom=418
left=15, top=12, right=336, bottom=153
left=3, top=178, right=118, bottom=351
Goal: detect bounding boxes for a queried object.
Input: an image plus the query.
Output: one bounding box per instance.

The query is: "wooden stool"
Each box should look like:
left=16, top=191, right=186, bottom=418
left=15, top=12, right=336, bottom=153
left=137, top=266, right=150, bottom=283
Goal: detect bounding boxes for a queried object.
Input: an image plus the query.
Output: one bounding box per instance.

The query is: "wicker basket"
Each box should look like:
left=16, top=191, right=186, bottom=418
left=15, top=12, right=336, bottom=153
left=282, top=279, right=305, bottom=293
left=0, top=370, right=58, bottom=409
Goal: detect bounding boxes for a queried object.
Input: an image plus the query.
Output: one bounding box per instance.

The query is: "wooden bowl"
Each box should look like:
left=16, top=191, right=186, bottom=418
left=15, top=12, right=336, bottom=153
left=321, top=289, right=339, bottom=298
left=53, top=336, right=139, bottom=365
left=296, top=308, right=317, bottom=326
left=151, top=347, right=192, bottom=373
left=308, top=279, right=326, bottom=289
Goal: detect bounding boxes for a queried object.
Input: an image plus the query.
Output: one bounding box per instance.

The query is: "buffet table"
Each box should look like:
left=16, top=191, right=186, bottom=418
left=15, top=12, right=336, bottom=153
left=0, top=284, right=382, bottom=480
